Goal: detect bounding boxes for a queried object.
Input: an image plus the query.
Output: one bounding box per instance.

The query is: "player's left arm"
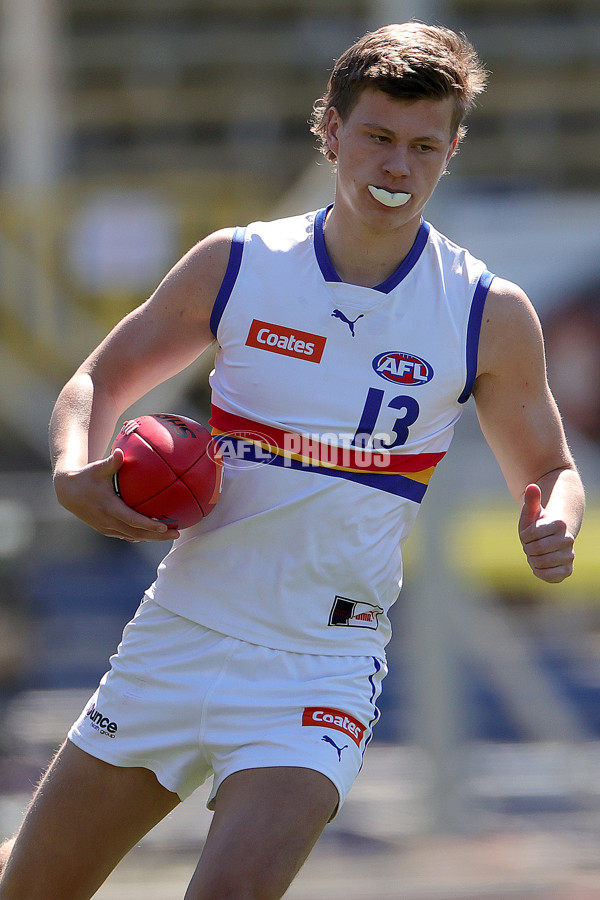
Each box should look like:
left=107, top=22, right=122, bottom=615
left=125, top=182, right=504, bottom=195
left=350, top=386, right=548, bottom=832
left=473, top=277, right=585, bottom=583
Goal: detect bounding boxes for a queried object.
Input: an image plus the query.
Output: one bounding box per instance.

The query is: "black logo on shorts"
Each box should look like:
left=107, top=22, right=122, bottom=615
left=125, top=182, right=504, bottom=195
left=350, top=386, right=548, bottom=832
left=85, top=703, right=118, bottom=737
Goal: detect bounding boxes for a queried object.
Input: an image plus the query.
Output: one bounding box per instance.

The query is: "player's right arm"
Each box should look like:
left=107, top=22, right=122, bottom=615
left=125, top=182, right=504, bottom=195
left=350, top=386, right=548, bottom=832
left=50, top=228, right=234, bottom=541
left=473, top=277, right=584, bottom=582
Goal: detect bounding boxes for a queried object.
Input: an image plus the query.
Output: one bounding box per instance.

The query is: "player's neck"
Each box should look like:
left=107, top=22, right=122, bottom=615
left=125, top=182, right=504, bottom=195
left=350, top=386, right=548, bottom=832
left=323, top=204, right=421, bottom=288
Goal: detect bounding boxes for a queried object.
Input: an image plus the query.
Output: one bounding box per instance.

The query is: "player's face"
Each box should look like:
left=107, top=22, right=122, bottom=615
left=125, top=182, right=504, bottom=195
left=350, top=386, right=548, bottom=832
left=326, top=89, right=458, bottom=231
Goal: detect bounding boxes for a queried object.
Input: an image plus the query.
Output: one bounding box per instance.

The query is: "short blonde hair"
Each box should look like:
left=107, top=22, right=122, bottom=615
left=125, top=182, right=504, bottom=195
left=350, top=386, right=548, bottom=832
left=311, top=23, right=488, bottom=161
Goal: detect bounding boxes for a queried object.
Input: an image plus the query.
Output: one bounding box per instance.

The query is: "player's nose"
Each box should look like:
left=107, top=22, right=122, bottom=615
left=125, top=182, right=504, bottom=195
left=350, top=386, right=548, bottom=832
left=383, top=145, right=410, bottom=178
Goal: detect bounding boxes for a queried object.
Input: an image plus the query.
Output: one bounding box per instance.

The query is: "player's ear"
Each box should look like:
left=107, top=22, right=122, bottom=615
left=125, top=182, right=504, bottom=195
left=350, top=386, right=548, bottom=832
left=325, top=107, right=342, bottom=160
left=446, top=135, right=460, bottom=164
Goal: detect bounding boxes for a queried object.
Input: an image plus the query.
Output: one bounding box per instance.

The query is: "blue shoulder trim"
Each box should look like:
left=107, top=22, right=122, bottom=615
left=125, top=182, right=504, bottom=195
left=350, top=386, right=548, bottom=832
left=314, top=206, right=339, bottom=283
left=458, top=269, right=495, bottom=404
left=209, top=226, right=246, bottom=338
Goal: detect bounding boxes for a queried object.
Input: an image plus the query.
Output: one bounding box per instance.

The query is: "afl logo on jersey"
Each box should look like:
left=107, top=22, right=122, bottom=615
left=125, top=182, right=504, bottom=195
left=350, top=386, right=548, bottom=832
left=372, top=351, right=434, bottom=386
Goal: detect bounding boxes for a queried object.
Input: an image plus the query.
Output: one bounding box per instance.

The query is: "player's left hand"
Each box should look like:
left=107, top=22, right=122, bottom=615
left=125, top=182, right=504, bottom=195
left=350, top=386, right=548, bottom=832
left=518, top=483, right=575, bottom=583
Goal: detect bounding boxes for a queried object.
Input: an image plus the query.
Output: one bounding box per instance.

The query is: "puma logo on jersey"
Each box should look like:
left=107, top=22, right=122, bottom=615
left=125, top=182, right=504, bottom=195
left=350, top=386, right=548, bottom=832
left=331, top=309, right=364, bottom=336
left=246, top=319, right=326, bottom=363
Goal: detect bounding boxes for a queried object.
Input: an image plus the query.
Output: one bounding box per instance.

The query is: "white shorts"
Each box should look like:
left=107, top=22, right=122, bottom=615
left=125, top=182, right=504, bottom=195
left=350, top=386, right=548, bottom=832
left=68, top=598, right=386, bottom=817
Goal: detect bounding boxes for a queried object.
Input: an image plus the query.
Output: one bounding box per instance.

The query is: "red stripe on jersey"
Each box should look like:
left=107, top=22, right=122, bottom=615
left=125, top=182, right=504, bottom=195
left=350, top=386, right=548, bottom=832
left=210, top=404, right=445, bottom=476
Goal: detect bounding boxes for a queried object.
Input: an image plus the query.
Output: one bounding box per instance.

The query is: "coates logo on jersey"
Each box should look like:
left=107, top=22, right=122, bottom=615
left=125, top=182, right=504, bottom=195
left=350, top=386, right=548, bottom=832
left=372, top=350, right=434, bottom=386
left=302, top=707, right=366, bottom=746
left=246, top=319, right=326, bottom=363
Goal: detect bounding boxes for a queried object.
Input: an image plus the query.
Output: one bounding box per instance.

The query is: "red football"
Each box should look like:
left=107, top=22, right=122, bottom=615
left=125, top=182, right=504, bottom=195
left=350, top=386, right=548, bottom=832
left=111, top=413, right=223, bottom=529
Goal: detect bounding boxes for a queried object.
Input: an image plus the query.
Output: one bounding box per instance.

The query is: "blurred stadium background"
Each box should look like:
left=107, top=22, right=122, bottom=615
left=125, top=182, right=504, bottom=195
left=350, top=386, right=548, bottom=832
left=1, top=0, right=600, bottom=896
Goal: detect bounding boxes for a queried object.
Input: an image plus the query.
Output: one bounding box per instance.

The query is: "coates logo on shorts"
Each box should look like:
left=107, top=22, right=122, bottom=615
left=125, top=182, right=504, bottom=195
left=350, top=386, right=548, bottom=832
left=302, top=707, right=366, bottom=747
left=246, top=319, right=326, bottom=363
left=85, top=703, right=118, bottom=738
left=372, top=350, right=434, bottom=386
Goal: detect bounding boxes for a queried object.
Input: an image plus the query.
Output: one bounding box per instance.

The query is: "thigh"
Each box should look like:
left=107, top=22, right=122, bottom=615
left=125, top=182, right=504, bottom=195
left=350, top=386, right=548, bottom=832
left=185, top=766, right=338, bottom=900
left=0, top=739, right=179, bottom=900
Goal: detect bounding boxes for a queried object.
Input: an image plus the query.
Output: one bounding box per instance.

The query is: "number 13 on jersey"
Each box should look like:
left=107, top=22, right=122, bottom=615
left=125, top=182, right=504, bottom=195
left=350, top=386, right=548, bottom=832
left=352, top=388, right=420, bottom=449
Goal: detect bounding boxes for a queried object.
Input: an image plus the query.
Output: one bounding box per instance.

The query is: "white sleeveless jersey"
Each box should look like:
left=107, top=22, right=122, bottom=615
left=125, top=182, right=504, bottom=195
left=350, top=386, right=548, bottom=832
left=147, top=208, right=495, bottom=657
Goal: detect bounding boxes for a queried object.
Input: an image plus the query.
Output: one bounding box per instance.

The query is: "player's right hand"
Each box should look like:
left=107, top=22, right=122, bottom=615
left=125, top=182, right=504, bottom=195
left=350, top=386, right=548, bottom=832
left=518, top=483, right=575, bottom=583
left=53, top=450, right=180, bottom=542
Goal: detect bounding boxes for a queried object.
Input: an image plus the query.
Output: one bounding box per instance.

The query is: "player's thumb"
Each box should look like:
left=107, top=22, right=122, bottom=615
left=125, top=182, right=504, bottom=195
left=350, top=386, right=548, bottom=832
left=101, top=447, right=124, bottom=477
left=522, top=483, right=544, bottom=526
